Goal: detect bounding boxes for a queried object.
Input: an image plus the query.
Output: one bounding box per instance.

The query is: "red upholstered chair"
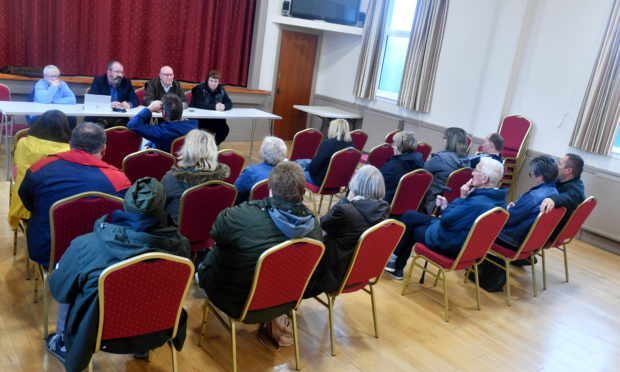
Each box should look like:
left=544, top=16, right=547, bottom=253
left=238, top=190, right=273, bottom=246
left=93, top=252, right=194, bottom=372
left=102, top=126, right=143, bottom=170
left=122, top=149, right=175, bottom=183
left=385, top=129, right=401, bottom=144
left=185, top=91, right=192, bottom=104
left=199, top=238, right=325, bottom=372
left=431, top=167, right=473, bottom=216
left=350, top=129, right=368, bottom=152
left=360, top=143, right=394, bottom=168
left=488, top=208, right=566, bottom=306
left=401, top=207, right=509, bottom=321
left=1, top=83, right=29, bottom=180
left=218, top=149, right=246, bottom=184
left=466, top=134, right=472, bottom=153
left=305, top=147, right=361, bottom=214
left=134, top=87, right=146, bottom=106
left=314, top=219, right=405, bottom=355
left=541, top=197, right=597, bottom=289
left=9, top=128, right=30, bottom=275
left=177, top=181, right=237, bottom=254
left=389, top=169, right=433, bottom=216
left=169, top=135, right=185, bottom=158
left=498, top=115, right=532, bottom=199
left=415, top=141, right=432, bottom=162
left=289, top=128, right=323, bottom=161
left=249, top=179, right=269, bottom=201
left=38, top=192, right=123, bottom=337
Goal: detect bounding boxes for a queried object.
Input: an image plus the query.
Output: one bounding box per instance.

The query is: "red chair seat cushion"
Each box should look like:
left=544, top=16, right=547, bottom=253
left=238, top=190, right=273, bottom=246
left=414, top=243, right=475, bottom=270
left=305, top=181, right=340, bottom=195
left=490, top=243, right=531, bottom=260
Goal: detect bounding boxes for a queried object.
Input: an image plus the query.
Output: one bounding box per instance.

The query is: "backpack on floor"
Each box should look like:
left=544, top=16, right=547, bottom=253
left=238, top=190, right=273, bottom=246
left=469, top=255, right=506, bottom=292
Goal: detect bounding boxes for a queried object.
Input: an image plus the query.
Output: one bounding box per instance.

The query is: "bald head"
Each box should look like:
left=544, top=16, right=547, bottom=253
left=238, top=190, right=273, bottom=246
left=159, top=65, right=174, bottom=88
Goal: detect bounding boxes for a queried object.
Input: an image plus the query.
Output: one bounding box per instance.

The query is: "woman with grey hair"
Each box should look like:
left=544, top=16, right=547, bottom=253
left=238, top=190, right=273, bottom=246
left=380, top=131, right=425, bottom=203
left=161, top=129, right=230, bottom=222
left=305, top=165, right=390, bottom=296
left=304, top=119, right=353, bottom=186
left=422, top=127, right=470, bottom=214
left=234, top=136, right=288, bottom=203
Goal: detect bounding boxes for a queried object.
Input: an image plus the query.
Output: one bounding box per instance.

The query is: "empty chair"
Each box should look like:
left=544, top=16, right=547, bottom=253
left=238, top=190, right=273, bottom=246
left=488, top=208, right=566, bottom=306
left=289, top=128, right=323, bottom=161
left=1, top=83, right=30, bottom=179
left=402, top=208, right=509, bottom=321
left=498, top=115, right=533, bottom=199
left=122, top=149, right=175, bottom=183
left=385, top=129, right=401, bottom=144
left=249, top=179, right=269, bottom=201
left=360, top=143, right=394, bottom=168
left=389, top=169, right=433, bottom=216
left=134, top=87, right=146, bottom=106
left=199, top=239, right=325, bottom=372
left=92, top=252, right=194, bottom=372
left=314, top=219, right=405, bottom=355
left=102, top=126, right=143, bottom=169
left=185, top=90, right=192, bottom=105
left=218, top=149, right=246, bottom=184
left=350, top=129, right=368, bottom=151
left=415, top=142, right=432, bottom=162
left=431, top=167, right=473, bottom=216
left=305, top=147, right=361, bottom=214
left=541, top=197, right=597, bottom=289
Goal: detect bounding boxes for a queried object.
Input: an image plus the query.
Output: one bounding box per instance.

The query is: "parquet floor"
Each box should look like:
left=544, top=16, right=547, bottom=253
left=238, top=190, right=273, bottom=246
left=1, top=142, right=619, bottom=371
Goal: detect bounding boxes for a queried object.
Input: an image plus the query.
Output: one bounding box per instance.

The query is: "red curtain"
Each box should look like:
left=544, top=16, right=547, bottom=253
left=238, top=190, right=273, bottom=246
left=0, top=0, right=255, bottom=86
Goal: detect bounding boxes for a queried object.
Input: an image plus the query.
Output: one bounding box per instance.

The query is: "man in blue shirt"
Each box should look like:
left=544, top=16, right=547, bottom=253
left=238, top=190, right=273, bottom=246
left=30, top=65, right=77, bottom=125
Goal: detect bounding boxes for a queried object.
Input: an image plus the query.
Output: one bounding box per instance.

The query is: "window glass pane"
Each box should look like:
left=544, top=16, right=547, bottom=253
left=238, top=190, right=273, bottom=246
left=613, top=131, right=620, bottom=154
left=389, top=0, right=417, bottom=31
left=378, top=35, right=409, bottom=95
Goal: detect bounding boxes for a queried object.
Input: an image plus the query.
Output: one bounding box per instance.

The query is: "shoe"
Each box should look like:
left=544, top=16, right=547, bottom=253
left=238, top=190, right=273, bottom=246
left=385, top=269, right=403, bottom=280
left=384, top=254, right=397, bottom=273
left=45, top=333, right=67, bottom=364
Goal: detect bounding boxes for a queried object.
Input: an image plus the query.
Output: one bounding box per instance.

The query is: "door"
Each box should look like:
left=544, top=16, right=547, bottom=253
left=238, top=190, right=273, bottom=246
left=272, top=30, right=318, bottom=140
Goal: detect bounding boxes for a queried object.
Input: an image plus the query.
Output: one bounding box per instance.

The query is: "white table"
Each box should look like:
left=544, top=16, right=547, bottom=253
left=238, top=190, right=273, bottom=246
left=0, top=102, right=281, bottom=179
left=293, top=105, right=362, bottom=134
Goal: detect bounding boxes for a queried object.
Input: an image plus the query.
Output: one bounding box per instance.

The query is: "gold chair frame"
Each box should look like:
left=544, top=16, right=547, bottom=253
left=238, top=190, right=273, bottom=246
left=290, top=128, right=323, bottom=160
left=248, top=179, right=268, bottom=201
left=389, top=169, right=433, bottom=214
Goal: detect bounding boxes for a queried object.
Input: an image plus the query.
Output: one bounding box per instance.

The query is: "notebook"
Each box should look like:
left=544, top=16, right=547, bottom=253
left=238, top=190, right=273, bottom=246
left=83, top=94, right=112, bottom=113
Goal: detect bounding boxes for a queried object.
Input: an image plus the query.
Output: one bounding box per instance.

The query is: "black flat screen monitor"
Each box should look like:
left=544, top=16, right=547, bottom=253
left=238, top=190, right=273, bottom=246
left=290, top=0, right=361, bottom=26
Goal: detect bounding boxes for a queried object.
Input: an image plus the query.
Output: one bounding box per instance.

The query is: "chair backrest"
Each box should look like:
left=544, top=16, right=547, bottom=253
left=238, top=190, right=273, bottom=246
left=170, top=136, right=185, bottom=158
left=185, top=91, right=192, bottom=104
left=238, top=238, right=325, bottom=321
left=103, top=126, right=143, bottom=169
left=318, top=147, right=361, bottom=193
left=289, top=128, right=323, bottom=161
left=12, top=128, right=29, bottom=154
left=122, top=149, right=175, bottom=183
left=415, top=142, right=432, bottom=162
left=336, top=219, right=406, bottom=294
left=366, top=143, right=394, bottom=169
left=134, top=88, right=146, bottom=106
left=350, top=129, right=368, bottom=152
left=513, top=208, right=566, bottom=257
left=550, top=197, right=597, bottom=247
left=390, top=169, right=433, bottom=215
left=498, top=115, right=532, bottom=159
left=466, top=134, right=472, bottom=153
left=178, top=181, right=237, bottom=251
left=96, top=252, right=194, bottom=351
left=0, top=83, right=11, bottom=101
left=218, top=149, right=246, bottom=184
left=443, top=167, right=473, bottom=203
left=385, top=129, right=401, bottom=144
left=49, top=192, right=123, bottom=267
left=249, top=179, right=269, bottom=201
left=450, top=207, right=509, bottom=269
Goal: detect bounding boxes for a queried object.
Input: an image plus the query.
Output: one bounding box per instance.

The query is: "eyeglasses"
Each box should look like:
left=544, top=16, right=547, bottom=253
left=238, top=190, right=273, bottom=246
left=45, top=74, right=60, bottom=79
left=160, top=73, right=174, bottom=77
left=529, top=171, right=536, bottom=177
left=108, top=69, right=124, bottom=75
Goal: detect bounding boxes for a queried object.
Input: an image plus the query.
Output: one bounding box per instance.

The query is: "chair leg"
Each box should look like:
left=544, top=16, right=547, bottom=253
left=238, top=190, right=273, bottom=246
left=33, top=265, right=41, bottom=303
left=541, top=249, right=547, bottom=290
left=198, top=299, right=211, bottom=347
left=473, top=264, right=481, bottom=310
left=401, top=256, right=418, bottom=296
left=369, top=284, right=379, bottom=338
left=291, top=310, right=300, bottom=371
left=442, top=270, right=449, bottom=322
left=562, top=244, right=569, bottom=283
left=327, top=195, right=334, bottom=210
left=12, top=228, right=17, bottom=255
left=25, top=256, right=31, bottom=280
left=146, top=350, right=152, bottom=362
left=88, top=360, right=94, bottom=372
left=43, top=273, right=49, bottom=338
left=318, top=195, right=324, bottom=213
left=327, top=294, right=336, bottom=356
left=530, top=255, right=537, bottom=297
left=169, top=339, right=178, bottom=372
left=505, top=260, right=512, bottom=306
left=231, top=320, right=237, bottom=372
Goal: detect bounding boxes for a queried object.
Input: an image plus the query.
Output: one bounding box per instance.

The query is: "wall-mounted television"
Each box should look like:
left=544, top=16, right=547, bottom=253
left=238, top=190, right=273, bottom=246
left=290, top=0, right=361, bottom=26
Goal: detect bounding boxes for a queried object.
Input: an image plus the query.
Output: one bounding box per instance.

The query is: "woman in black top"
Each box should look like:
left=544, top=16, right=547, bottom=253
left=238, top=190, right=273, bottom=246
left=305, top=119, right=353, bottom=186
left=190, top=70, right=233, bottom=145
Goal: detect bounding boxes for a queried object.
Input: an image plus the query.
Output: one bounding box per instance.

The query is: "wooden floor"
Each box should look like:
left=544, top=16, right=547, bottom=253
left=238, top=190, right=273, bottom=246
left=1, top=142, right=620, bottom=371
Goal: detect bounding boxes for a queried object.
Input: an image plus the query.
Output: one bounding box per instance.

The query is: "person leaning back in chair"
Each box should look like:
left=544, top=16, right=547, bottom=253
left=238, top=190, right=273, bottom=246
left=385, top=157, right=507, bottom=280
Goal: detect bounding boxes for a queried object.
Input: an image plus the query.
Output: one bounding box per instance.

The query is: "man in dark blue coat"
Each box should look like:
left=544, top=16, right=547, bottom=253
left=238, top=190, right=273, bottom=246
left=88, top=61, right=139, bottom=127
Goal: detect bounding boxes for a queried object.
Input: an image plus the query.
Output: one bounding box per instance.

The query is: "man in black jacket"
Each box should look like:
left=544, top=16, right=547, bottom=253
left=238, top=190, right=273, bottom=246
left=87, top=61, right=139, bottom=127
left=144, top=65, right=188, bottom=107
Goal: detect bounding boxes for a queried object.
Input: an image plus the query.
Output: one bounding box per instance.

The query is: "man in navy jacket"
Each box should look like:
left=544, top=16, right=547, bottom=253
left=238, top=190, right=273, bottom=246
left=87, top=61, right=139, bottom=127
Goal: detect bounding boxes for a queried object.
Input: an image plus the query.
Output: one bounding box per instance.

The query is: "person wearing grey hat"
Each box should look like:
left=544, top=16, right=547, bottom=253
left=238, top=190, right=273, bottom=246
left=45, top=178, right=190, bottom=372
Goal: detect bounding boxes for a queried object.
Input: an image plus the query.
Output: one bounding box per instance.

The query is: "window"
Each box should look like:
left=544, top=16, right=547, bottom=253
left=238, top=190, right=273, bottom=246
left=376, top=0, right=418, bottom=100
left=613, top=129, right=620, bottom=156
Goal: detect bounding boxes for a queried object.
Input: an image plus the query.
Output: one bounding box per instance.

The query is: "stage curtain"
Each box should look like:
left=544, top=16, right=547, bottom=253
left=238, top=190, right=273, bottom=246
left=0, top=0, right=255, bottom=86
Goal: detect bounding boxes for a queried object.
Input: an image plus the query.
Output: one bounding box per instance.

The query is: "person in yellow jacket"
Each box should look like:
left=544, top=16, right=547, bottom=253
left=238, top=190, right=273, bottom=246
left=8, top=110, right=72, bottom=229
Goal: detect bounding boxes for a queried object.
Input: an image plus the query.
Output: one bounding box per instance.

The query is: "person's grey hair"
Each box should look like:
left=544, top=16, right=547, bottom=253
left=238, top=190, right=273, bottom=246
left=349, top=165, right=385, bottom=200
left=70, top=122, right=106, bottom=154
left=393, top=131, right=417, bottom=153
left=43, top=65, right=60, bottom=77
left=177, top=129, right=218, bottom=170
left=529, top=155, right=558, bottom=183
left=444, top=127, right=468, bottom=157
left=478, top=157, right=504, bottom=186
left=327, top=119, right=352, bottom=142
left=259, top=136, right=287, bottom=166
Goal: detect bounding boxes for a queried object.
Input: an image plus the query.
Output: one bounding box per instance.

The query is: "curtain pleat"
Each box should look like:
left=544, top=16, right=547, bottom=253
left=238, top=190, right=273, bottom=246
left=570, top=0, right=620, bottom=155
